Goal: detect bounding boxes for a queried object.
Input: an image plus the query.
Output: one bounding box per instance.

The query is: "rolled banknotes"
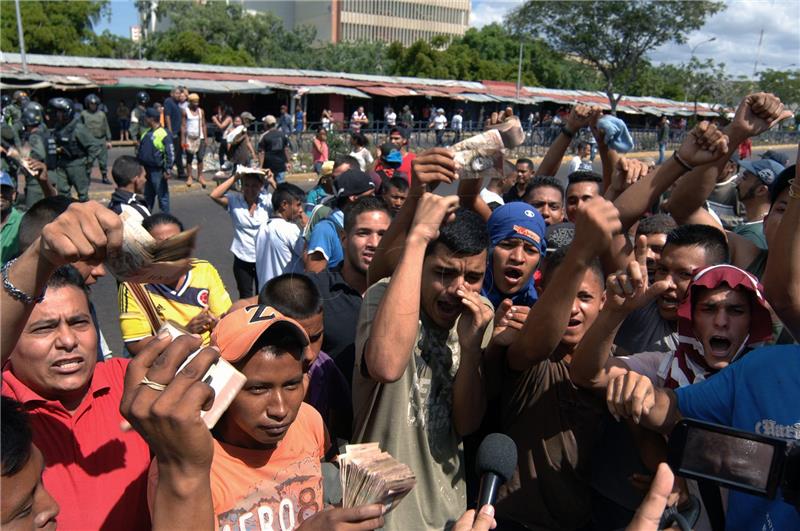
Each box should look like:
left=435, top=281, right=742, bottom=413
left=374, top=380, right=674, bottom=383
left=105, top=211, right=196, bottom=283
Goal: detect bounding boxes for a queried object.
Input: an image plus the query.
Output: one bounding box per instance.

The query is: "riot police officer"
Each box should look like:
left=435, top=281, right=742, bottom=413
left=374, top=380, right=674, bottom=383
left=5, top=91, right=29, bottom=128
left=20, top=108, right=56, bottom=208
left=45, top=97, right=101, bottom=202
left=81, top=94, right=113, bottom=183
left=129, top=91, right=150, bottom=142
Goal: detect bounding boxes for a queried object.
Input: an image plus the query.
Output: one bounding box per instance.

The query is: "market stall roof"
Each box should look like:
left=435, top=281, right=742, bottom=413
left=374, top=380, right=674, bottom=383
left=111, top=77, right=277, bottom=93
left=0, top=53, right=723, bottom=115
left=358, top=86, right=418, bottom=97
left=296, top=85, right=370, bottom=98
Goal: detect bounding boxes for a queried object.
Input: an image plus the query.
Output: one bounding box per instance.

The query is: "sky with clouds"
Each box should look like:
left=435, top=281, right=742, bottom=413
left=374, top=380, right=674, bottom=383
left=470, top=0, right=800, bottom=77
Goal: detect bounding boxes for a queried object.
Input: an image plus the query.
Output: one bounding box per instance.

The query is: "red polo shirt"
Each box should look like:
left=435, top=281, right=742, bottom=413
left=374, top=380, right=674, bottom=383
left=2, top=358, right=152, bottom=530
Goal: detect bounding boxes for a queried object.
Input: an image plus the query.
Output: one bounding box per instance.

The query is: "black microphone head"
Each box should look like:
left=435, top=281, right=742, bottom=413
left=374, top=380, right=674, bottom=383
left=322, top=462, right=342, bottom=505
left=475, top=433, right=518, bottom=482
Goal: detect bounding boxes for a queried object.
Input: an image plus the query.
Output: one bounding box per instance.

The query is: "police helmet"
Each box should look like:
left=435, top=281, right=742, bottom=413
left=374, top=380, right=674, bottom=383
left=12, top=90, right=29, bottom=103
left=84, top=94, right=101, bottom=107
left=21, top=108, right=42, bottom=128
left=24, top=100, right=44, bottom=115
left=136, top=91, right=150, bottom=105
left=47, top=97, right=75, bottom=122
left=0, top=94, right=10, bottom=108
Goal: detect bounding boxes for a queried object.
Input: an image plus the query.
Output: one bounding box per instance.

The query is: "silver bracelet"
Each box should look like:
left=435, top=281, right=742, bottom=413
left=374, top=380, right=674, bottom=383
left=2, top=258, right=46, bottom=304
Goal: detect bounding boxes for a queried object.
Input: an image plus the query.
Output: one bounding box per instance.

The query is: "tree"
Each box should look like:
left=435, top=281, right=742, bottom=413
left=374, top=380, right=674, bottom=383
left=506, top=0, right=724, bottom=113
left=143, top=0, right=314, bottom=68
left=0, top=0, right=109, bottom=56
left=758, top=69, right=800, bottom=110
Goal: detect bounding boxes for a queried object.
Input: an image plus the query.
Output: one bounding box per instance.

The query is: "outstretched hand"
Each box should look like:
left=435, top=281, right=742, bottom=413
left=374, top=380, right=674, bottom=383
left=491, top=299, right=530, bottom=347
left=676, top=121, right=729, bottom=167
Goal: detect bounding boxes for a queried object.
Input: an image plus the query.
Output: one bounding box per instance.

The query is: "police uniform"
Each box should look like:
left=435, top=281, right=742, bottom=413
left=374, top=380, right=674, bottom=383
left=22, top=125, right=56, bottom=208
left=81, top=108, right=112, bottom=177
left=0, top=123, right=21, bottom=187
left=53, top=115, right=102, bottom=201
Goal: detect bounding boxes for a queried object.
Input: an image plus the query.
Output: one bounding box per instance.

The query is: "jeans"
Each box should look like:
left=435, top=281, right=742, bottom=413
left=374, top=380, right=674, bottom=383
left=276, top=171, right=287, bottom=183
left=435, top=129, right=445, bottom=146
left=313, top=161, right=323, bottom=175
left=233, top=256, right=258, bottom=298
left=172, top=135, right=186, bottom=178
left=144, top=169, right=170, bottom=213
left=658, top=142, right=667, bottom=165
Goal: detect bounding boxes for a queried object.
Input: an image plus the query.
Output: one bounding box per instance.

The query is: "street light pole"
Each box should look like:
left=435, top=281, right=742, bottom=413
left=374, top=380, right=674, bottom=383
left=13, top=0, right=28, bottom=74
left=515, top=40, right=523, bottom=100
left=689, top=37, right=716, bottom=122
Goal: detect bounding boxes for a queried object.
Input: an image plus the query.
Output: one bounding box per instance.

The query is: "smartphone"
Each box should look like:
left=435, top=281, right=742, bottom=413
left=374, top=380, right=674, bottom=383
left=159, top=321, right=247, bottom=429
left=667, top=418, right=787, bottom=499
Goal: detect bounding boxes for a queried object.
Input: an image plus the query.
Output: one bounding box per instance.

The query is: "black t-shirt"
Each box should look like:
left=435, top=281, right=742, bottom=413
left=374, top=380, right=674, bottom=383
left=309, top=267, right=362, bottom=389
left=258, top=129, right=288, bottom=173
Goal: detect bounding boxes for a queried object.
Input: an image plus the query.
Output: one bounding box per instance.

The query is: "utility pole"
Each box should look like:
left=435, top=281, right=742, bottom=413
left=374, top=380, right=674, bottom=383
left=14, top=0, right=28, bottom=74
left=515, top=40, right=523, bottom=100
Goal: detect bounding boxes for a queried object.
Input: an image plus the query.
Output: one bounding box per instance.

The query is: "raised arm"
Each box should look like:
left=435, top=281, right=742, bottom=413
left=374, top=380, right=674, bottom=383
left=571, top=237, right=670, bottom=391
left=506, top=197, right=622, bottom=371
left=616, top=121, right=728, bottom=232
left=367, top=149, right=456, bottom=284
left=666, top=93, right=792, bottom=225
left=763, top=157, right=800, bottom=338
left=1, top=202, right=122, bottom=362
left=364, top=194, right=460, bottom=383
left=536, top=105, right=599, bottom=178
left=208, top=174, right=237, bottom=208
left=25, top=159, right=57, bottom=198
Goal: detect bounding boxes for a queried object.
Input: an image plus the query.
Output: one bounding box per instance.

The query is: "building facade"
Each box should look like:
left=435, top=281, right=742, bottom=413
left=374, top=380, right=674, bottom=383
left=242, top=0, right=470, bottom=46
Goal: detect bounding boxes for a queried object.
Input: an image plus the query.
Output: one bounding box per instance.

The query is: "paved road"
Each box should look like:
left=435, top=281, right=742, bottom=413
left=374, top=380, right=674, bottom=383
left=91, top=144, right=798, bottom=354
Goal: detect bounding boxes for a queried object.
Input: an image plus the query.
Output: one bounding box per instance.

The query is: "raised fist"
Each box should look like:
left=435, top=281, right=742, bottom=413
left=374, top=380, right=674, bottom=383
left=676, top=120, right=729, bottom=167
left=730, top=92, right=793, bottom=140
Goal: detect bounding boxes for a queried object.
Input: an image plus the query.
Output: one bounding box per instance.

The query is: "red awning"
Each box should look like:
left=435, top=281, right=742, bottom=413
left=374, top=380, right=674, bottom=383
left=358, top=86, right=418, bottom=97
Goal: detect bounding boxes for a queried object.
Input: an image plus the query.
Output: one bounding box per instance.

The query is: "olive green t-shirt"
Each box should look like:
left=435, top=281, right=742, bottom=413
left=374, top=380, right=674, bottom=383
left=81, top=109, right=112, bottom=140
left=352, top=278, right=492, bottom=531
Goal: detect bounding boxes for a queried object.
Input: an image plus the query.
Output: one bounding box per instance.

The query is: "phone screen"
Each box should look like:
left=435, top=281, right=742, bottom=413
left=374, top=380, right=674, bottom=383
left=679, top=428, right=775, bottom=491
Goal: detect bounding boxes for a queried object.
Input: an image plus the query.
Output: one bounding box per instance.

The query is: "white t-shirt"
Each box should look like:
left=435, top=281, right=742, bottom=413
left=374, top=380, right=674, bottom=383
left=451, top=114, right=463, bottom=130
left=386, top=112, right=397, bottom=126
left=567, top=156, right=593, bottom=174
left=433, top=115, right=447, bottom=130
left=184, top=107, right=204, bottom=139
left=349, top=147, right=374, bottom=172
left=226, top=191, right=273, bottom=263
left=479, top=188, right=504, bottom=207
left=617, top=350, right=671, bottom=386
left=255, top=217, right=305, bottom=291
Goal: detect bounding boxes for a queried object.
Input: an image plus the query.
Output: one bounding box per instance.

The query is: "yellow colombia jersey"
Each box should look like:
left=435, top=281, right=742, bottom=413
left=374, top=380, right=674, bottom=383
left=118, top=259, right=232, bottom=345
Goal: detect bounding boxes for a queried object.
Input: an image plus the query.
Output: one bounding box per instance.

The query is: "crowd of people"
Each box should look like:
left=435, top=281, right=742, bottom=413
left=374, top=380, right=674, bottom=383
left=0, top=86, right=798, bottom=531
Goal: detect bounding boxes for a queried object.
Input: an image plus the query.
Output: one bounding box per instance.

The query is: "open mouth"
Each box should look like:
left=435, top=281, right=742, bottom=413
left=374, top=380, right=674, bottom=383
left=567, top=318, right=582, bottom=328
left=708, top=336, right=732, bottom=357
left=51, top=357, right=84, bottom=373
left=659, top=294, right=679, bottom=309
left=503, top=267, right=524, bottom=284
left=437, top=299, right=462, bottom=319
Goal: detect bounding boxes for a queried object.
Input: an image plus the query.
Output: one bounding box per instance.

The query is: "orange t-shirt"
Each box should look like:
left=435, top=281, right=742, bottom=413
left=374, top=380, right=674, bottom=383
left=212, top=403, right=327, bottom=531
left=147, top=403, right=327, bottom=531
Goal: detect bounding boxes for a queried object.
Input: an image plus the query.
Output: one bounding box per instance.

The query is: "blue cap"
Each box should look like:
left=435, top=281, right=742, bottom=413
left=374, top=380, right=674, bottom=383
left=0, top=171, right=13, bottom=188
left=145, top=107, right=161, bottom=120
left=487, top=202, right=546, bottom=255
left=738, top=158, right=785, bottom=185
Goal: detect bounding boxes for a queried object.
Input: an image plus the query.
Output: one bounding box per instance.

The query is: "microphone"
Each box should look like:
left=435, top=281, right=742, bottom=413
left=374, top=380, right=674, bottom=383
left=475, top=433, right=518, bottom=509
left=322, top=461, right=342, bottom=505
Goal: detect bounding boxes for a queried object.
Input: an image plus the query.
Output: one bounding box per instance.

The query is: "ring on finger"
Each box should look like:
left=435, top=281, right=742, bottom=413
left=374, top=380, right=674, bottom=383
left=140, top=376, right=168, bottom=392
